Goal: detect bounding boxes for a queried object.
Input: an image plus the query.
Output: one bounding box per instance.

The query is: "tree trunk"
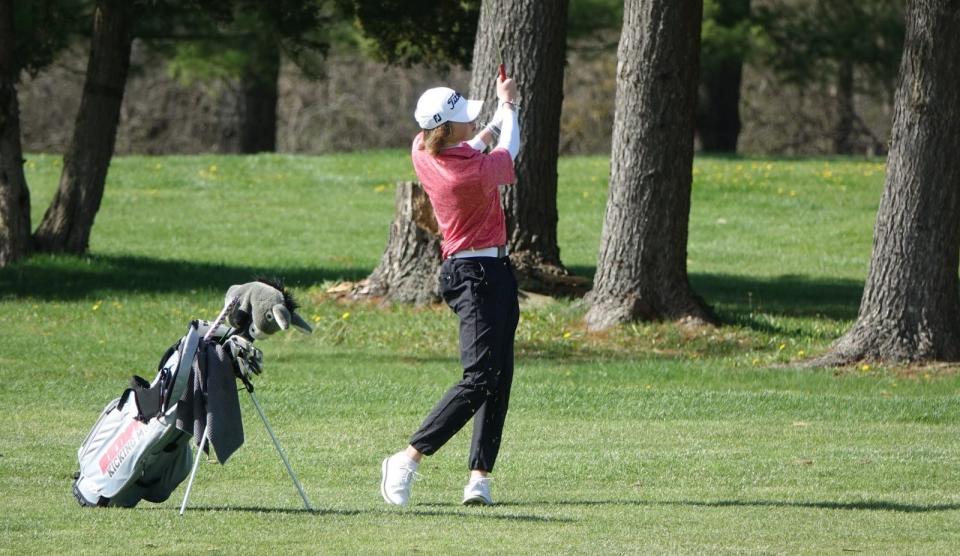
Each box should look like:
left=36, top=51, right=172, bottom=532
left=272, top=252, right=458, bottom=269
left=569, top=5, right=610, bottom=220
left=833, top=59, right=855, bottom=155
left=698, top=61, right=743, bottom=152
left=33, top=0, right=132, bottom=254
left=585, top=0, right=713, bottom=332
left=471, top=0, right=587, bottom=296
left=697, top=0, right=749, bottom=153
left=812, top=0, right=960, bottom=365
left=353, top=181, right=443, bottom=305
left=0, top=0, right=31, bottom=266
left=239, top=41, right=280, bottom=153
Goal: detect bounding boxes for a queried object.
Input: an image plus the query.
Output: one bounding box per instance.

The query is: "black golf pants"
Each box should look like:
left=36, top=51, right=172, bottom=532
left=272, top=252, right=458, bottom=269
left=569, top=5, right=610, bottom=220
left=409, top=256, right=520, bottom=472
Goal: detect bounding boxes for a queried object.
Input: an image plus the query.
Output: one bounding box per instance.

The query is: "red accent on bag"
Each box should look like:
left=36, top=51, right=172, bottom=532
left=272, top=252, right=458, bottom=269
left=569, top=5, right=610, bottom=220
left=99, top=420, right=145, bottom=474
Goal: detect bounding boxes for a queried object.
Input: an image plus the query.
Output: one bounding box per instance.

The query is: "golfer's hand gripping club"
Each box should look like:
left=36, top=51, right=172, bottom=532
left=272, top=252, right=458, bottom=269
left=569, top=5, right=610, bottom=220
left=496, top=76, right=517, bottom=106
left=493, top=69, right=520, bottom=161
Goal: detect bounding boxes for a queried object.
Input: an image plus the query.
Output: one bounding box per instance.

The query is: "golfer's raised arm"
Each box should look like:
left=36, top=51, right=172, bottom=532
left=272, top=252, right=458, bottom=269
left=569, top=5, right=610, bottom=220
left=466, top=75, right=520, bottom=155
left=495, top=76, right=520, bottom=160
left=496, top=103, right=519, bottom=160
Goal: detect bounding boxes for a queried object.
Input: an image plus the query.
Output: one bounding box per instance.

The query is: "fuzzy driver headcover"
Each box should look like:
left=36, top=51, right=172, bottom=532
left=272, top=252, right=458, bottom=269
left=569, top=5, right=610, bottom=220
left=225, top=279, right=312, bottom=339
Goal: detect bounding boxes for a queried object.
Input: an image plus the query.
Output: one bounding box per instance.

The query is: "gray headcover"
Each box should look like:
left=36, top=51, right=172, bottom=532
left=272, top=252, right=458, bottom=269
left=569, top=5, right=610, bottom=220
left=225, top=281, right=312, bottom=339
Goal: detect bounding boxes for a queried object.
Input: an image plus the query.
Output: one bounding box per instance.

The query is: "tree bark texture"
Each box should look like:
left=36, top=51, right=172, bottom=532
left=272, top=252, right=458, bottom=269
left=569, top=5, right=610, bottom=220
left=585, top=0, right=713, bottom=331
left=0, top=0, right=30, bottom=266
left=470, top=0, right=586, bottom=295
left=814, top=0, right=960, bottom=364
left=354, top=181, right=443, bottom=305
left=239, top=41, right=280, bottom=153
left=33, top=0, right=132, bottom=254
left=697, top=0, right=749, bottom=153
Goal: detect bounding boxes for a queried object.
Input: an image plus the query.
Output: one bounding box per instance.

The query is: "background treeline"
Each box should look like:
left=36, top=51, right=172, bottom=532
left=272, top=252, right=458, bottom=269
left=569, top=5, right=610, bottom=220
left=15, top=0, right=901, bottom=156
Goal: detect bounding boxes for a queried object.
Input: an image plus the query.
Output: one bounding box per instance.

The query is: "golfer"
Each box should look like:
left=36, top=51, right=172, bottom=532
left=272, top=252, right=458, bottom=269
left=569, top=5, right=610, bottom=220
left=380, top=74, right=521, bottom=506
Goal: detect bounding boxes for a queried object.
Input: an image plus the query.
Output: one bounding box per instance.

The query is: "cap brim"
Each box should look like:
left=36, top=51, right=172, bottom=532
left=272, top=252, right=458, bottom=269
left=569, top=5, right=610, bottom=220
left=448, top=99, right=484, bottom=123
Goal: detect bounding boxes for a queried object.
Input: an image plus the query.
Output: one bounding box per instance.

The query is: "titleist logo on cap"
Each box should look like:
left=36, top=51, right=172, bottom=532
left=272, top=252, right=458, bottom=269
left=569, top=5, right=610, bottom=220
left=434, top=91, right=463, bottom=123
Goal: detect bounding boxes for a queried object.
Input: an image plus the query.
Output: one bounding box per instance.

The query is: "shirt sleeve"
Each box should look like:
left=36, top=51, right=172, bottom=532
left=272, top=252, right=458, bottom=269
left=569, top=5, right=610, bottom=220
left=496, top=107, right=519, bottom=160
left=466, top=136, right=486, bottom=151
left=479, top=148, right=516, bottom=188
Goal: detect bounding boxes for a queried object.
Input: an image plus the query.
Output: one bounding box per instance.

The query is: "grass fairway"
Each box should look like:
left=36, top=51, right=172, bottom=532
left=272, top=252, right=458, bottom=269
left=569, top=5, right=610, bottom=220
left=1, top=152, right=958, bottom=554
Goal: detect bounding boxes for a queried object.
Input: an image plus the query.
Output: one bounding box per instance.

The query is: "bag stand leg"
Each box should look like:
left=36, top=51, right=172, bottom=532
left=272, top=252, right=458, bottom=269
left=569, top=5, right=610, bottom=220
left=179, top=428, right=210, bottom=515
left=248, top=389, right=314, bottom=511
left=177, top=394, right=314, bottom=515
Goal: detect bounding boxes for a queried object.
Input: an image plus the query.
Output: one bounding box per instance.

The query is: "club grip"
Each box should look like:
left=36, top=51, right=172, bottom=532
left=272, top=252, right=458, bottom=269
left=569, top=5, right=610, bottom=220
left=498, top=63, right=507, bottom=80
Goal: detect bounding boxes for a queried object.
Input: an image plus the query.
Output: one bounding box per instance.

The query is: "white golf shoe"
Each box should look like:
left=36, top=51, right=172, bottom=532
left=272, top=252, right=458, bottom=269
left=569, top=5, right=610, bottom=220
left=380, top=452, right=419, bottom=506
left=462, top=477, right=493, bottom=506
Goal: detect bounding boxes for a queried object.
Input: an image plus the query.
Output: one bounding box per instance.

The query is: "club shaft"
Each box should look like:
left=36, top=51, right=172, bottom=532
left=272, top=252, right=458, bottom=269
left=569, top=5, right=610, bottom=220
left=249, top=390, right=313, bottom=511
left=205, top=296, right=240, bottom=342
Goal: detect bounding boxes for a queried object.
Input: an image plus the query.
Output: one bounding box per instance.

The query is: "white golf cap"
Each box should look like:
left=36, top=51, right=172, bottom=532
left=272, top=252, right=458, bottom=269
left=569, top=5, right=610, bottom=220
left=414, top=87, right=484, bottom=130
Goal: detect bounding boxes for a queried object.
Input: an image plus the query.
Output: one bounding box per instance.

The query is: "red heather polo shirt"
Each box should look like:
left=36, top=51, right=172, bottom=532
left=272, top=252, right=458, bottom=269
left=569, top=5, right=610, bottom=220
left=411, top=132, right=516, bottom=259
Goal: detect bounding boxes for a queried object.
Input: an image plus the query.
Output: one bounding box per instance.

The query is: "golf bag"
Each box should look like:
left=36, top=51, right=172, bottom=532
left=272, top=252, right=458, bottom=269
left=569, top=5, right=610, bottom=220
left=73, top=321, right=233, bottom=507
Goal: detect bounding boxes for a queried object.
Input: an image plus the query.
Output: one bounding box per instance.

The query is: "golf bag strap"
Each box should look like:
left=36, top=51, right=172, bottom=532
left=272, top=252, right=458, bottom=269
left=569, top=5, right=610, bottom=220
left=127, top=324, right=202, bottom=420
left=155, top=343, right=178, bottom=374
left=115, top=388, right=136, bottom=411
left=129, top=375, right=162, bottom=421
left=167, top=325, right=201, bottom=408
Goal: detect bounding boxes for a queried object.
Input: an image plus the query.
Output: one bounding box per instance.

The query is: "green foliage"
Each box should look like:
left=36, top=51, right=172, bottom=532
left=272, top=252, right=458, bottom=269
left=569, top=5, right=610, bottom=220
left=340, top=0, right=479, bottom=69
left=2, top=152, right=959, bottom=552
left=700, top=0, right=757, bottom=74
left=165, top=42, right=247, bottom=83
left=12, top=0, right=88, bottom=77
left=344, top=0, right=625, bottom=68
left=146, top=1, right=336, bottom=83
left=567, top=0, right=622, bottom=40
left=754, top=0, right=904, bottom=90
left=565, top=0, right=757, bottom=76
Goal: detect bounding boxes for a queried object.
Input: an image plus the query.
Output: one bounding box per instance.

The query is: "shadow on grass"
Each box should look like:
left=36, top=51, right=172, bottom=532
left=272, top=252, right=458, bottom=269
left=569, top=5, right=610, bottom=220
left=568, top=265, right=864, bottom=330
left=406, top=507, right=572, bottom=522
left=3, top=255, right=863, bottom=331
left=500, top=498, right=960, bottom=514
left=175, top=504, right=570, bottom=522
left=176, top=505, right=361, bottom=516
left=691, top=272, right=863, bottom=321
left=0, top=253, right=369, bottom=300
left=674, top=499, right=960, bottom=513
